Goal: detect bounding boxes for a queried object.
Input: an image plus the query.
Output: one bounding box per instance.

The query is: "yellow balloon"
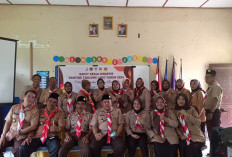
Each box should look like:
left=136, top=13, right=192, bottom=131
left=138, top=56, right=143, bottom=61
left=107, top=59, right=112, bottom=65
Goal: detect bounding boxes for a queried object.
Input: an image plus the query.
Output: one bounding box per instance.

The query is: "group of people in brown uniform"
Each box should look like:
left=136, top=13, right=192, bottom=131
left=0, top=69, right=223, bottom=157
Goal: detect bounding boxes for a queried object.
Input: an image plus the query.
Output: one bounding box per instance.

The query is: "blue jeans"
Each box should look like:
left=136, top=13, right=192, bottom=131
left=19, top=137, right=60, bottom=157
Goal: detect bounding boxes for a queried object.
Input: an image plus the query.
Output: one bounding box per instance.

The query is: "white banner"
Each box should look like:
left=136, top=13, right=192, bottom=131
left=59, top=65, right=134, bottom=93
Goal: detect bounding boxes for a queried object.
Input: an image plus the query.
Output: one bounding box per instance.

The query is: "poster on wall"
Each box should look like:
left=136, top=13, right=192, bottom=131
left=37, top=71, right=49, bottom=89
left=58, top=65, right=134, bottom=92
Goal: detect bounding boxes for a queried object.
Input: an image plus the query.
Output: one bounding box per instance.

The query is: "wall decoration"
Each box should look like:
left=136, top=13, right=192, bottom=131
left=53, top=55, right=158, bottom=65
left=37, top=71, right=49, bottom=89
left=118, top=24, right=127, bottom=37
left=103, top=16, right=113, bottom=30
left=89, top=24, right=99, bottom=37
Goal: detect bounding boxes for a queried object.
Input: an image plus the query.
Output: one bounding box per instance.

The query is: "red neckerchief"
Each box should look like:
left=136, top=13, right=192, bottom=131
left=49, top=88, right=57, bottom=94
left=80, top=89, right=95, bottom=113
left=40, top=108, right=59, bottom=143
left=111, top=89, right=123, bottom=109
left=66, top=93, right=73, bottom=114
left=134, top=113, right=142, bottom=131
left=134, top=86, right=145, bottom=98
left=17, top=104, right=34, bottom=131
left=76, top=111, right=85, bottom=138
left=203, top=87, right=210, bottom=106
left=122, top=88, right=130, bottom=93
left=154, top=109, right=165, bottom=138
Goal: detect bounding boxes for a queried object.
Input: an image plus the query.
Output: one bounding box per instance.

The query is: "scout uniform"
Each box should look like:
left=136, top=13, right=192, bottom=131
left=58, top=91, right=78, bottom=115
left=134, top=87, right=151, bottom=111
left=19, top=93, right=65, bottom=157
left=77, top=90, right=95, bottom=114
left=93, top=88, right=107, bottom=109
left=39, top=87, right=63, bottom=106
left=177, top=88, right=191, bottom=102
left=190, top=89, right=206, bottom=134
left=109, top=89, right=126, bottom=111
left=160, top=88, right=177, bottom=110
left=146, top=109, right=179, bottom=157
left=121, top=88, right=134, bottom=113
left=205, top=71, right=223, bottom=139
left=20, top=85, right=43, bottom=107
left=58, top=96, right=92, bottom=157
left=125, top=109, right=150, bottom=157
left=0, top=104, right=39, bottom=157
left=175, top=107, right=205, bottom=157
left=90, top=94, right=125, bottom=157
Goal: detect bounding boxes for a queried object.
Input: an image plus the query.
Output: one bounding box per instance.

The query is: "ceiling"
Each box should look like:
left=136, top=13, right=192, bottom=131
left=0, top=0, right=232, bottom=8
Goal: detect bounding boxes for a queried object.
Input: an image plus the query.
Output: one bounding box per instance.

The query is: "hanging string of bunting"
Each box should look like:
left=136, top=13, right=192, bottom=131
left=53, top=55, right=159, bottom=65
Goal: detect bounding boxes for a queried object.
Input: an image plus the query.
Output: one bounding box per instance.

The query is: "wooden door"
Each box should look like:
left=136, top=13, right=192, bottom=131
left=209, top=64, right=232, bottom=127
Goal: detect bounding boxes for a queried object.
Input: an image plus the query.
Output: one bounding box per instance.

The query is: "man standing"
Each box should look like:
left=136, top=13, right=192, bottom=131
left=90, top=94, right=125, bottom=157
left=39, top=77, right=63, bottom=106
left=0, top=90, right=39, bottom=157
left=20, top=74, right=43, bottom=107
left=204, top=69, right=223, bottom=139
left=19, top=93, right=65, bottom=157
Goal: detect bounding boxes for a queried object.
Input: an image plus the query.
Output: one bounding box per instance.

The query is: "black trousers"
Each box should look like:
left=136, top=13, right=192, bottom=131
left=127, top=133, right=149, bottom=157
left=179, top=139, right=204, bottom=157
left=90, top=135, right=125, bottom=157
left=206, top=109, right=221, bottom=140
left=153, top=140, right=178, bottom=157
left=200, top=122, right=206, bottom=136
left=19, top=137, right=60, bottom=157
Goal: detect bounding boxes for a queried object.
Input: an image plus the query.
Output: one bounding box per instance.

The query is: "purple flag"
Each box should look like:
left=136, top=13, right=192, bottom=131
left=171, top=58, right=176, bottom=90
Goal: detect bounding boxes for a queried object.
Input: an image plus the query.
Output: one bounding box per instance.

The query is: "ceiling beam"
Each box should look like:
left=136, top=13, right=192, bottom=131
left=45, top=0, right=50, bottom=5
left=126, top=0, right=129, bottom=7
left=6, top=0, right=12, bottom=4
left=200, top=0, right=209, bottom=7
left=86, top=0, right=89, bottom=6
left=162, top=0, right=169, bottom=7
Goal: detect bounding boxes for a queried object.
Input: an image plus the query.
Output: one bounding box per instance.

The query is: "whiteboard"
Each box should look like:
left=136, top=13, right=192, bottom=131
left=0, top=37, right=17, bottom=104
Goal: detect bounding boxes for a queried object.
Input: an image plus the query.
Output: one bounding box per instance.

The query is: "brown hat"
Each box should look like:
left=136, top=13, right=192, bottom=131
left=206, top=69, right=216, bottom=77
left=82, top=80, right=90, bottom=89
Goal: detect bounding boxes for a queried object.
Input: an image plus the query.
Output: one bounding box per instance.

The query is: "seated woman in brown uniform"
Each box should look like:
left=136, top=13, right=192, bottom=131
left=146, top=96, right=179, bottom=157
left=161, top=80, right=177, bottom=110
left=125, top=98, right=150, bottom=157
left=58, top=96, right=92, bottom=157
left=174, top=93, right=205, bottom=157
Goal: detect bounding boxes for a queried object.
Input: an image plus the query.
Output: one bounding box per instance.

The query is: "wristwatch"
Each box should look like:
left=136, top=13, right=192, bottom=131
left=1, top=134, right=6, bottom=138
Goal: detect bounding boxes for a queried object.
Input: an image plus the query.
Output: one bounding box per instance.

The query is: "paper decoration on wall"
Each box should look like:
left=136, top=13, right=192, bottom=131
left=53, top=55, right=158, bottom=65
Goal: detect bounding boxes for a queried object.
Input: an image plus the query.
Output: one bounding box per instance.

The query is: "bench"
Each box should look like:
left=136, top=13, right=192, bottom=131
left=4, top=145, right=118, bottom=157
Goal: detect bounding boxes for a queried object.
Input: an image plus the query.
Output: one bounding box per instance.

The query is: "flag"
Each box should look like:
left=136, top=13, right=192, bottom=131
left=155, top=57, right=162, bottom=91
left=179, top=59, right=182, bottom=79
left=164, top=58, right=168, bottom=80
left=171, top=57, right=176, bottom=90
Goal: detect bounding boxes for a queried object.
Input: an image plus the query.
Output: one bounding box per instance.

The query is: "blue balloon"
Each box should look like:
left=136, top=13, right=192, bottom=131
left=86, top=57, right=92, bottom=63
left=127, top=56, right=133, bottom=62
left=153, top=58, right=158, bottom=64
left=53, top=56, right=59, bottom=62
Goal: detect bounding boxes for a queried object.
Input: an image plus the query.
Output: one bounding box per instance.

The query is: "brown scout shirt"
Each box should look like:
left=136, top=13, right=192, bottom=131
left=134, top=88, right=151, bottom=111
left=39, top=87, right=63, bottom=105
left=205, top=82, right=223, bottom=112
left=5, top=104, right=39, bottom=141
left=20, top=85, right=43, bottom=104
left=160, top=89, right=177, bottom=110
left=190, top=90, right=206, bottom=122
left=108, top=90, right=126, bottom=110
left=93, top=89, right=106, bottom=109
left=90, top=108, right=124, bottom=136
left=175, top=107, right=205, bottom=143
left=77, top=91, right=95, bottom=113
left=146, top=109, right=179, bottom=144
left=34, top=108, right=65, bottom=138
left=58, top=92, right=78, bottom=115
left=125, top=110, right=150, bottom=135
left=66, top=111, right=92, bottom=133
left=122, top=89, right=134, bottom=114
left=177, top=88, right=191, bottom=101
